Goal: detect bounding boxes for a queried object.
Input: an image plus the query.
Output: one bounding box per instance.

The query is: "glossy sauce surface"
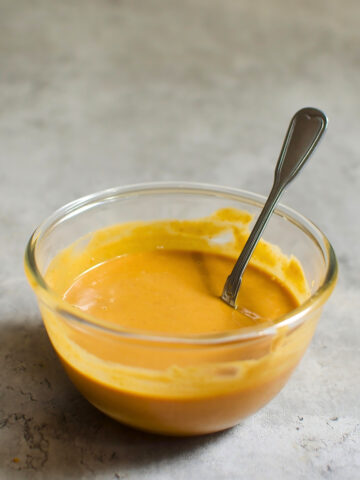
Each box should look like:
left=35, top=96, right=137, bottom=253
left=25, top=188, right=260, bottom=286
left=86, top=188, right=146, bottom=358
left=64, top=250, right=299, bottom=335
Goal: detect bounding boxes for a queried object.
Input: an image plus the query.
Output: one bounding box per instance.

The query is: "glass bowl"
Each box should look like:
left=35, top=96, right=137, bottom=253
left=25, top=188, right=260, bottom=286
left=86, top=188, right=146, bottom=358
left=25, top=182, right=337, bottom=436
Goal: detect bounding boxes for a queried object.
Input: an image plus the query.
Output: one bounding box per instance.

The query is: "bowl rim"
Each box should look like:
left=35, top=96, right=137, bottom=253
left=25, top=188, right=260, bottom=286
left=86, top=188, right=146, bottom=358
left=24, top=181, right=338, bottom=345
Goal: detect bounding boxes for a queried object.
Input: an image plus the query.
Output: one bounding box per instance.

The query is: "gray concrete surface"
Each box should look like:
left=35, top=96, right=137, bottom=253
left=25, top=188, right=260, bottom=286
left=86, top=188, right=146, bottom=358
left=0, top=0, right=359, bottom=478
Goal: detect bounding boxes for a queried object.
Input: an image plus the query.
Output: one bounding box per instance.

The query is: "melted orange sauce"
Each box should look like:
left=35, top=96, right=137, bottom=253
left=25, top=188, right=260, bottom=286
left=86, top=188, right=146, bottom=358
left=39, top=208, right=316, bottom=435
left=64, top=250, right=298, bottom=335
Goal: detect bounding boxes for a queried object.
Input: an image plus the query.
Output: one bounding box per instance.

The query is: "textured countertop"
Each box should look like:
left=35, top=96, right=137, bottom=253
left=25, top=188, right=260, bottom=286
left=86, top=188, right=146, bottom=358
left=1, top=0, right=359, bottom=478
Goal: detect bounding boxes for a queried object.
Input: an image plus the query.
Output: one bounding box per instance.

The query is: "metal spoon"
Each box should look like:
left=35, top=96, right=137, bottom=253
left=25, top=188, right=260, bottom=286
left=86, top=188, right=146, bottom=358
left=221, top=107, right=328, bottom=308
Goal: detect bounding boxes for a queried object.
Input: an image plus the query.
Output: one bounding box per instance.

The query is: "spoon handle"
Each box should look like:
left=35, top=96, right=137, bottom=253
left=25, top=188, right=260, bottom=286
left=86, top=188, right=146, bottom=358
left=221, top=107, right=328, bottom=308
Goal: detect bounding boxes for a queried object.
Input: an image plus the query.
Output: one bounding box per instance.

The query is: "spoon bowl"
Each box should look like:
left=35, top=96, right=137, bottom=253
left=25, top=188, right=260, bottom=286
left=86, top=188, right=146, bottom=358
left=25, top=182, right=337, bottom=435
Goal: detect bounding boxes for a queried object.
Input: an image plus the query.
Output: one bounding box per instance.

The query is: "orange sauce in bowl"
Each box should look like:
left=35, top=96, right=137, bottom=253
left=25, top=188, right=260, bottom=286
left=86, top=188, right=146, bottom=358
left=41, top=208, right=316, bottom=435
left=63, top=250, right=298, bottom=334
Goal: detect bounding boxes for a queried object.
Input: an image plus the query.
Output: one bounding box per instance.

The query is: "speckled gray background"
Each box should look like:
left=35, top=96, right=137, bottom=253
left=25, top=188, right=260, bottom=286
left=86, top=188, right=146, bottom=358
left=0, top=0, right=359, bottom=478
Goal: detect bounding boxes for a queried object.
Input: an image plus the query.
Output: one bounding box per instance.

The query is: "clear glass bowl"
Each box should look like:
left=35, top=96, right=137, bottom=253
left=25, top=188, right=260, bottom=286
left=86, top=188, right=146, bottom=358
left=25, top=182, right=337, bottom=435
